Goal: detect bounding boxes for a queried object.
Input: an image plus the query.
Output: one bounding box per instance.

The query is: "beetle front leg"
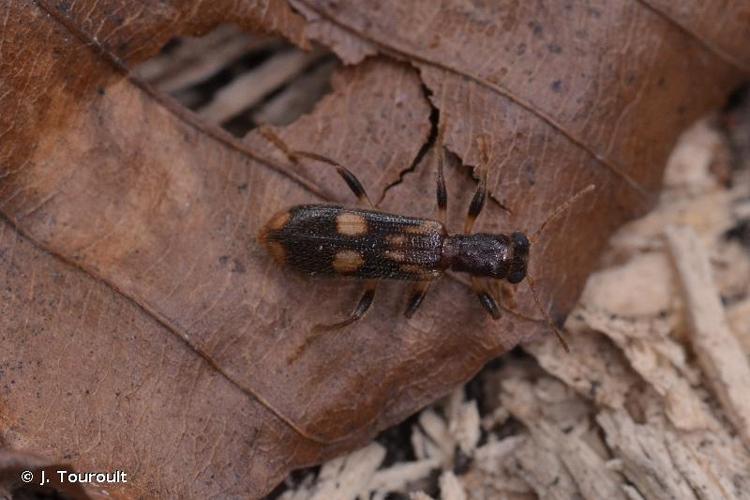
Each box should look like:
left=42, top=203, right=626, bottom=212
left=471, top=277, right=501, bottom=319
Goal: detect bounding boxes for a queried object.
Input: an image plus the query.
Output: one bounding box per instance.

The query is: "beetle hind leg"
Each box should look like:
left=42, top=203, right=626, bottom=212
left=290, top=282, right=378, bottom=362
left=312, top=281, right=377, bottom=334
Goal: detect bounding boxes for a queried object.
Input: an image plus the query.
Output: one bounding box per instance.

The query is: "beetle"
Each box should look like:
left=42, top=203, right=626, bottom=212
left=258, top=130, right=592, bottom=348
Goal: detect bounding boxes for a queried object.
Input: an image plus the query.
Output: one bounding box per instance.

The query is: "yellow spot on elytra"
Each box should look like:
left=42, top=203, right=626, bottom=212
left=336, top=212, right=368, bottom=236
left=267, top=210, right=290, bottom=230
left=258, top=210, right=290, bottom=246
left=333, top=250, right=364, bottom=273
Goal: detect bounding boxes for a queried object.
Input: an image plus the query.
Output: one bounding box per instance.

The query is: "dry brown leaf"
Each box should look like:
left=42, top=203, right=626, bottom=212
left=1, top=1, right=749, bottom=497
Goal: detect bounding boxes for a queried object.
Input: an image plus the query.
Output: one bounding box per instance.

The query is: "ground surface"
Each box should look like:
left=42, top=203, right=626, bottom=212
left=137, top=29, right=750, bottom=500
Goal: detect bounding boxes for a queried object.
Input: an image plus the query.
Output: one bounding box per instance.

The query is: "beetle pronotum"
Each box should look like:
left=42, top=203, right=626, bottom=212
left=258, top=129, right=593, bottom=350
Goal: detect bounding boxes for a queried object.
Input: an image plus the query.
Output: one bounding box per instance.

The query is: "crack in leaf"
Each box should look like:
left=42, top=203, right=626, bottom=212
left=376, top=82, right=440, bottom=206
left=293, top=0, right=662, bottom=202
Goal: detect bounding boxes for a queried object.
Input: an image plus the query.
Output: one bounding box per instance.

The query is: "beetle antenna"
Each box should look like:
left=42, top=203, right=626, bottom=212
left=526, top=273, right=570, bottom=352
left=258, top=126, right=300, bottom=162
left=529, top=184, right=596, bottom=244
left=259, top=126, right=374, bottom=207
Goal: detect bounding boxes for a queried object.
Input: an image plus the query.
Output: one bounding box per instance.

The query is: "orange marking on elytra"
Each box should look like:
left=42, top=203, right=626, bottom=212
left=333, top=250, right=364, bottom=273
left=336, top=212, right=368, bottom=236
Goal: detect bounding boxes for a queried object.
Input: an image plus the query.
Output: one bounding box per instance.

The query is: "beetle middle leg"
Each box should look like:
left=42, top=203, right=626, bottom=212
left=404, top=281, right=432, bottom=319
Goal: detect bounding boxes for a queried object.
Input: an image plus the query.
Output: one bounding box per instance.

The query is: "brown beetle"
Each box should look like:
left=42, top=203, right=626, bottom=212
left=258, top=130, right=592, bottom=348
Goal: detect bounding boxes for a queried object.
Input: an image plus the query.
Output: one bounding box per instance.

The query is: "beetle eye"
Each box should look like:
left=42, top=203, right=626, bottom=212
left=511, top=232, right=529, bottom=253
left=507, top=270, right=525, bottom=284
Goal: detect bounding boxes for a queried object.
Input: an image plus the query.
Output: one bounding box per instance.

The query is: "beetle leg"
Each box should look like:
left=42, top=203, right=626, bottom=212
left=404, top=281, right=432, bottom=318
left=463, top=167, right=488, bottom=234
left=312, top=281, right=377, bottom=333
left=331, top=163, right=374, bottom=208
left=472, top=277, right=501, bottom=319
left=296, top=151, right=374, bottom=208
left=436, top=125, right=448, bottom=226
left=464, top=136, right=492, bottom=234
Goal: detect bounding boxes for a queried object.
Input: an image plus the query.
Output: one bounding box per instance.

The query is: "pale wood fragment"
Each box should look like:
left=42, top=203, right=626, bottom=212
left=309, top=443, right=386, bottom=500
left=506, top=436, right=579, bottom=500
left=525, top=328, right=637, bottom=409
left=728, top=297, right=750, bottom=354
left=597, top=410, right=700, bottom=500
left=597, top=409, right=750, bottom=500
left=438, top=471, right=466, bottom=500
left=449, top=401, right=481, bottom=455
left=417, top=409, right=455, bottom=466
left=134, top=25, right=269, bottom=90
left=460, top=436, right=534, bottom=499
left=198, top=49, right=324, bottom=123
left=368, top=458, right=441, bottom=493
left=252, top=60, right=338, bottom=126
left=665, top=224, right=750, bottom=448
left=502, top=378, right=627, bottom=500
left=579, top=306, right=718, bottom=432
left=410, top=492, right=436, bottom=500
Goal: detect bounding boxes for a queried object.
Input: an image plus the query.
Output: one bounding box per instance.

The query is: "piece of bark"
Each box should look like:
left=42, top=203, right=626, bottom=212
left=598, top=409, right=750, bottom=500
left=134, top=26, right=275, bottom=93
left=502, top=378, right=627, bottom=500
left=597, top=411, right=701, bottom=500
left=438, top=471, right=466, bottom=500
left=251, top=59, right=338, bottom=126
left=728, top=298, right=750, bottom=354
left=665, top=225, right=750, bottom=448
left=197, top=49, right=324, bottom=123
left=410, top=492, right=435, bottom=500
left=524, top=327, right=638, bottom=410
left=368, top=458, right=441, bottom=494
left=579, top=306, right=718, bottom=432
left=462, top=436, right=534, bottom=500
left=309, top=443, right=386, bottom=500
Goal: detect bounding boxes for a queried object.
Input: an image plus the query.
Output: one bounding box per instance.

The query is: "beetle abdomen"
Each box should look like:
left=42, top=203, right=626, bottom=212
left=258, top=205, right=446, bottom=281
